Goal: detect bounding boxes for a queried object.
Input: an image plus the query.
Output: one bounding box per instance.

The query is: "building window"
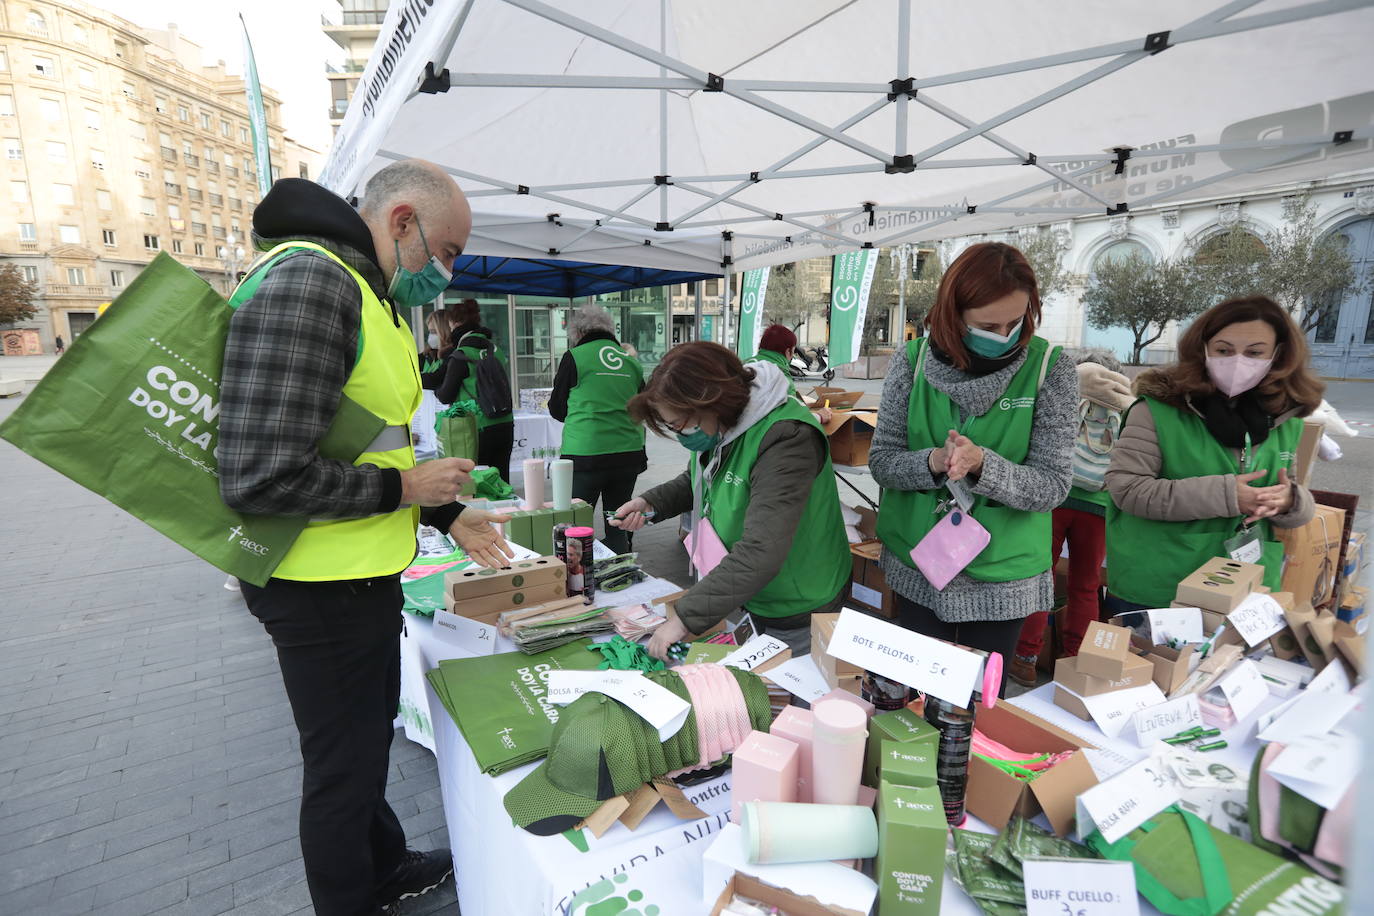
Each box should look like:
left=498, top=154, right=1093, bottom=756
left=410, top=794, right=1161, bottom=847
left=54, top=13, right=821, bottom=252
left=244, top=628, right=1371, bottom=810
left=240, top=126, right=250, bottom=143
left=177, top=103, right=190, bottom=122
left=154, top=96, right=167, bottom=114
left=33, top=55, right=57, bottom=78
left=143, top=234, right=160, bottom=250
left=19, top=223, right=37, bottom=241
left=114, top=40, right=128, bottom=60
left=134, top=167, right=151, bottom=179
left=0, top=49, right=7, bottom=71
left=168, top=203, right=181, bottom=219
left=215, top=245, right=226, bottom=258
left=67, top=267, right=86, bottom=285
left=59, top=225, right=80, bottom=243
left=10, top=180, right=27, bottom=202
left=199, top=111, right=212, bottom=130
left=139, top=197, right=156, bottom=216
left=84, top=109, right=101, bottom=131
left=26, top=11, right=48, bottom=37
left=220, top=120, right=231, bottom=138
left=194, top=242, right=205, bottom=256
left=122, top=82, right=136, bottom=99
left=0, top=95, right=12, bottom=117
left=46, top=141, right=66, bottom=163
left=40, top=98, right=61, bottom=122
left=72, top=23, right=88, bottom=45
left=5, top=139, right=21, bottom=160
left=96, top=189, right=111, bottom=209
left=102, top=229, right=116, bottom=246
left=77, top=67, right=95, bottom=89
left=130, top=122, right=146, bottom=142
left=22, top=265, right=39, bottom=283
left=110, top=269, right=124, bottom=287
left=158, top=131, right=172, bottom=147
left=171, top=238, right=183, bottom=253
left=90, top=150, right=105, bottom=170
left=53, top=183, right=74, bottom=205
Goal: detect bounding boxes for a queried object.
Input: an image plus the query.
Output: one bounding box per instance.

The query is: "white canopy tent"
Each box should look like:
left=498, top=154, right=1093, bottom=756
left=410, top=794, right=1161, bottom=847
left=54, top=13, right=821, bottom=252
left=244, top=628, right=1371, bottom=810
left=322, top=0, right=1374, bottom=347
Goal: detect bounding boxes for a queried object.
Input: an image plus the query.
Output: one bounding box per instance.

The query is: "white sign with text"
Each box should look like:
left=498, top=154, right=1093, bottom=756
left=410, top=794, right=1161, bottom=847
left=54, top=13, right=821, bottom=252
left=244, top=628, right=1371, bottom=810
left=1146, top=607, right=1204, bottom=646
left=1226, top=593, right=1288, bottom=647
left=1079, top=754, right=1181, bottom=844
left=720, top=634, right=790, bottom=672
left=1024, top=859, right=1139, bottom=916
left=545, top=670, right=690, bottom=741
left=762, top=655, right=831, bottom=703
left=1217, top=660, right=1269, bottom=722
left=431, top=609, right=497, bottom=657
left=828, top=608, right=983, bottom=707
left=1132, top=694, right=1203, bottom=748
left=1268, top=734, right=1359, bottom=810
left=1080, top=682, right=1168, bottom=739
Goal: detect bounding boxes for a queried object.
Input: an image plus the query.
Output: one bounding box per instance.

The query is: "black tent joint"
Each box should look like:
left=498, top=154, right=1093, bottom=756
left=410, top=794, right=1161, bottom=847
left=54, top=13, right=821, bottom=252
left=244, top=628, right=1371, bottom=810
left=1023, top=153, right=1037, bottom=166
left=722, top=231, right=733, bottom=241
left=750, top=171, right=761, bottom=183
left=347, top=196, right=359, bottom=208
left=517, top=185, right=530, bottom=195
left=1334, top=130, right=1354, bottom=145
left=548, top=248, right=558, bottom=256
left=721, top=255, right=733, bottom=266
left=655, top=175, right=672, bottom=186
left=1107, top=203, right=1129, bottom=215
left=863, top=201, right=876, bottom=227
left=1112, top=147, right=1133, bottom=175
left=655, top=222, right=672, bottom=231
left=967, top=205, right=977, bottom=214
left=784, top=236, right=792, bottom=243
left=1143, top=31, right=1171, bottom=54
left=862, top=242, right=874, bottom=249
left=887, top=77, right=916, bottom=101
left=886, top=154, right=915, bottom=174
left=595, top=219, right=602, bottom=226
left=546, top=213, right=559, bottom=222
left=643, top=240, right=652, bottom=246
left=773, top=213, right=784, bottom=221
left=418, top=62, right=450, bottom=94
left=705, top=73, right=725, bottom=92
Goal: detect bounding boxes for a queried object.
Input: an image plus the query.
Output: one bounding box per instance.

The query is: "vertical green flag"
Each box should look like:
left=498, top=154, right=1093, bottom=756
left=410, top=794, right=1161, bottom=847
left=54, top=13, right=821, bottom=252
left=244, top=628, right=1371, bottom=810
left=735, top=267, right=770, bottom=355
left=828, top=248, right=880, bottom=366
left=240, top=16, right=273, bottom=197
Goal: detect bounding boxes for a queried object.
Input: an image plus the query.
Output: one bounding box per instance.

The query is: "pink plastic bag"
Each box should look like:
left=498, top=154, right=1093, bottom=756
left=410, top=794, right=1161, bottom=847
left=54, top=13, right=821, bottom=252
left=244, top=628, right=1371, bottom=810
left=909, top=509, right=990, bottom=590
left=684, top=517, right=729, bottom=576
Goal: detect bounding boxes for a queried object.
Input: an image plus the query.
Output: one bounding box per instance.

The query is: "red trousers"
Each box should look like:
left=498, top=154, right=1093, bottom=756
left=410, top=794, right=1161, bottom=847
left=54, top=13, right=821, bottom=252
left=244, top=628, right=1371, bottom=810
left=1016, top=507, right=1106, bottom=659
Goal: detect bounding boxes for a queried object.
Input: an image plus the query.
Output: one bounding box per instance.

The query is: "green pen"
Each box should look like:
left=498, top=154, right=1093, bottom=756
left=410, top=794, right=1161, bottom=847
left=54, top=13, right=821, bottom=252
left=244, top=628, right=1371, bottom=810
left=1197, top=740, right=1228, bottom=752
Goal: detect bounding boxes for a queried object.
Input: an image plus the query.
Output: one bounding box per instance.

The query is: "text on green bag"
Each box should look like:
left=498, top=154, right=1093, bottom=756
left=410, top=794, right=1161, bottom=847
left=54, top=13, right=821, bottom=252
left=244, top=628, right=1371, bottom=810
left=128, top=364, right=219, bottom=451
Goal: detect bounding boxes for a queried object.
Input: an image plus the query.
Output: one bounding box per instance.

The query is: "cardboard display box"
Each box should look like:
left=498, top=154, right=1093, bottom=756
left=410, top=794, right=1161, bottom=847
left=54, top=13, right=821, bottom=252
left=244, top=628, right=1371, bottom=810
left=966, top=701, right=1097, bottom=835
left=1129, top=635, right=1198, bottom=694
left=443, top=580, right=567, bottom=619
left=1294, top=419, right=1324, bottom=486
left=876, top=782, right=945, bottom=916
left=807, top=385, right=864, bottom=410
left=1052, top=686, right=1095, bottom=722
left=444, top=556, right=565, bottom=600
left=1175, top=557, right=1265, bottom=613
left=823, top=411, right=878, bottom=467
left=863, top=708, right=939, bottom=788
left=848, top=540, right=898, bottom=619
left=711, top=871, right=866, bottom=916
left=1276, top=503, right=1346, bottom=610
left=877, top=739, right=937, bottom=789
left=1075, top=621, right=1134, bottom=680
left=811, top=612, right=864, bottom=690
left=1053, top=653, right=1153, bottom=697
left=1338, top=585, right=1367, bottom=625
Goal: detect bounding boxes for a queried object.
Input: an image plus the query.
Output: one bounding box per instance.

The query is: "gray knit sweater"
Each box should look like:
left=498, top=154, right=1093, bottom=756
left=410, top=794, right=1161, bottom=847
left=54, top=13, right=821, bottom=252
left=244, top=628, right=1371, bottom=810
left=869, top=341, right=1079, bottom=622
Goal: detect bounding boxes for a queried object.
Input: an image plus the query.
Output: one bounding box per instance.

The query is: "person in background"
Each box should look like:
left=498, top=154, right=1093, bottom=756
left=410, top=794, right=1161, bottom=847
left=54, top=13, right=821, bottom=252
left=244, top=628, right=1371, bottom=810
left=549, top=304, right=646, bottom=553
left=869, top=242, right=1077, bottom=684
left=748, top=323, right=833, bottom=423
left=612, top=342, right=849, bottom=659
left=435, top=298, right=515, bottom=482
left=1105, top=296, right=1322, bottom=613
left=419, top=305, right=457, bottom=386
left=54, top=334, right=65, bottom=354
left=1008, top=349, right=1133, bottom=687
left=218, top=161, right=512, bottom=916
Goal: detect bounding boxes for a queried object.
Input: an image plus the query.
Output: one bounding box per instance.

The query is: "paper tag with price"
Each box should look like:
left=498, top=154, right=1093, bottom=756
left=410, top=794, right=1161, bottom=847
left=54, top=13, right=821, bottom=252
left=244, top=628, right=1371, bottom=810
left=1225, top=592, right=1287, bottom=647
left=720, top=634, right=789, bottom=672
left=761, top=655, right=831, bottom=703
left=544, top=669, right=691, bottom=741
left=1078, top=754, right=1181, bottom=844
left=827, top=608, right=983, bottom=707
left=431, top=609, right=497, bottom=657
left=1024, top=859, right=1139, bottom=916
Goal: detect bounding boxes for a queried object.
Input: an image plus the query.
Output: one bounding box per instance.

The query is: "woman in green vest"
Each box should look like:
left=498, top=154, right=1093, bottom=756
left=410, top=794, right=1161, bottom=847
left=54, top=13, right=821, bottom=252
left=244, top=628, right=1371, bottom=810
left=549, top=304, right=647, bottom=554
left=435, top=299, right=515, bottom=482
left=747, top=323, right=834, bottom=422
left=611, top=342, right=850, bottom=660
left=871, top=242, right=1078, bottom=677
left=1105, top=296, right=1323, bottom=611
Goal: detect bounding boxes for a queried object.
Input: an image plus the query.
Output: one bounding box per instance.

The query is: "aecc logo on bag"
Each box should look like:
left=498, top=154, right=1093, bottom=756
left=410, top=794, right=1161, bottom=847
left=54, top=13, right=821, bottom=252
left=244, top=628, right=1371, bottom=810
left=999, top=396, right=1036, bottom=411
left=227, top=525, right=271, bottom=556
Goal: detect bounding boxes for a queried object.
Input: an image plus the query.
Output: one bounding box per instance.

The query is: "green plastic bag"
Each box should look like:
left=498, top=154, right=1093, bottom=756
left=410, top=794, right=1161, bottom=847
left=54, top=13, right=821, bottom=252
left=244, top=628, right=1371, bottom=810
left=471, top=466, right=515, bottom=500
left=435, top=401, right=478, bottom=461
left=0, top=253, right=381, bottom=586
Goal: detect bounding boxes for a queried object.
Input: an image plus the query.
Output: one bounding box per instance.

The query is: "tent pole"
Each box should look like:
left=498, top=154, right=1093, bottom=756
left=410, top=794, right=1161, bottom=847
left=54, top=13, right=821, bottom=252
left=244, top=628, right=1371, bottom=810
left=693, top=282, right=703, bottom=342
left=507, top=294, right=518, bottom=408
left=722, top=267, right=733, bottom=353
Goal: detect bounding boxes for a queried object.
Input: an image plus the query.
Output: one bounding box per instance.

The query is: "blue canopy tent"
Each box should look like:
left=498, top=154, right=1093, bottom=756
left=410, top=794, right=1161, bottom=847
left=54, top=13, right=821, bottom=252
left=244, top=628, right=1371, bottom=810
left=446, top=254, right=717, bottom=298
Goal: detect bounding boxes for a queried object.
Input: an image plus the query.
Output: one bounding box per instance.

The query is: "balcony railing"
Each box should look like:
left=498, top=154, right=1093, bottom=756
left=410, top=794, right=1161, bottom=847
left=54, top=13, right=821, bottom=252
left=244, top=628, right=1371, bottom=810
left=46, top=284, right=110, bottom=298
left=183, top=153, right=200, bottom=167
left=160, top=147, right=177, bottom=162
left=191, top=221, right=206, bottom=235
left=226, top=166, right=239, bottom=179
left=229, top=197, right=242, bottom=211
left=213, top=227, right=227, bottom=239
left=164, top=182, right=181, bottom=196
left=206, top=161, right=219, bottom=175
left=208, top=193, right=223, bottom=206
left=187, top=188, right=203, bottom=202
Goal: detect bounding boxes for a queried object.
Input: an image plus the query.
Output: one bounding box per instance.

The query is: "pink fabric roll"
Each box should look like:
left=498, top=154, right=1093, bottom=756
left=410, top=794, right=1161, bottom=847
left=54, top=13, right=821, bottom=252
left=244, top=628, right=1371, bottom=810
left=709, top=664, right=753, bottom=753
left=1313, top=782, right=1354, bottom=871
left=672, top=665, right=717, bottom=772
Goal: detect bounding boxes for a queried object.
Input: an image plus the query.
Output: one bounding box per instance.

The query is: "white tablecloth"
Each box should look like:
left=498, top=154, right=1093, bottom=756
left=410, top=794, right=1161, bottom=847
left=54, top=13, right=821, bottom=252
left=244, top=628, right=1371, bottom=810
left=512, top=411, right=563, bottom=461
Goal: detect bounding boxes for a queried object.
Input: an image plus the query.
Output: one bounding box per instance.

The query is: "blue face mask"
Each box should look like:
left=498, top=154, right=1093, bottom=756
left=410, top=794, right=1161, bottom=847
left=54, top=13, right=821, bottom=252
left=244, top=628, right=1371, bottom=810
left=388, top=216, right=452, bottom=309
left=963, top=318, right=1024, bottom=359
left=675, top=425, right=721, bottom=452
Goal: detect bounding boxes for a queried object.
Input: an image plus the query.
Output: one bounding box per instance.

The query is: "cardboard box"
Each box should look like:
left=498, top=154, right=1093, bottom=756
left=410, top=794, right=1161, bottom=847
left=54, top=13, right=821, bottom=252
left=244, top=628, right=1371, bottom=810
left=1281, top=602, right=1330, bottom=672
left=966, top=701, right=1098, bottom=835
left=1129, top=635, right=1197, bottom=694
left=807, top=385, right=864, bottom=410
left=876, top=782, right=945, bottom=916
left=1338, top=585, right=1367, bottom=624
left=1276, top=503, right=1347, bottom=609
left=1333, top=619, right=1365, bottom=677
left=1294, top=418, right=1324, bottom=486
left=710, top=872, right=866, bottom=916
left=1076, top=621, right=1134, bottom=680
left=442, top=580, right=567, bottom=618
left=1053, top=653, right=1153, bottom=697
left=1052, top=685, right=1095, bottom=721
left=822, top=410, right=878, bottom=467
left=1175, top=557, right=1265, bottom=612
left=877, top=739, right=937, bottom=789
left=863, top=708, right=939, bottom=787
left=811, top=612, right=863, bottom=690
left=444, top=556, right=565, bottom=600
left=848, top=541, right=897, bottom=619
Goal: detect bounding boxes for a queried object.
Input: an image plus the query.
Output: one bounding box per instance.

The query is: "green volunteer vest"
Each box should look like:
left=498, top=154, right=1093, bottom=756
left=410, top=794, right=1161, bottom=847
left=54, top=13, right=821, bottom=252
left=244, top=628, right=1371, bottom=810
left=454, top=332, right=514, bottom=431
left=876, top=336, right=1061, bottom=582
left=1106, top=396, right=1302, bottom=606
left=243, top=241, right=421, bottom=582
left=695, top=398, right=849, bottom=618
left=560, top=340, right=645, bottom=456
left=748, top=349, right=797, bottom=396
left=1065, top=483, right=1112, bottom=514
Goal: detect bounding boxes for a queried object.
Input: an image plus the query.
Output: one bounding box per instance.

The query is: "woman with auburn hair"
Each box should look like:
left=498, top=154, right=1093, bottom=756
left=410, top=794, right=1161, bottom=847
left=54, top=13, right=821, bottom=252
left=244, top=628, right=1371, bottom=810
left=870, top=242, right=1078, bottom=684
left=610, top=341, right=850, bottom=660
left=1105, top=296, right=1323, bottom=610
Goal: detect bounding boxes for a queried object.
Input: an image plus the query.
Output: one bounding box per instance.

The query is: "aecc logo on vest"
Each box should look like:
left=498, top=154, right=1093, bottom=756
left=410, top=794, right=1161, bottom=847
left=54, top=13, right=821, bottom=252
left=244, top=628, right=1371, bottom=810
left=999, top=396, right=1036, bottom=411
left=598, top=346, right=625, bottom=371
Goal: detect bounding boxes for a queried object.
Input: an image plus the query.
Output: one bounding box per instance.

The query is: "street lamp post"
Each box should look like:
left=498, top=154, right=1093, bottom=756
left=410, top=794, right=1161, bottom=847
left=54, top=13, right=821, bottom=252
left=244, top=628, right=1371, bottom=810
left=222, top=234, right=248, bottom=295
left=889, top=243, right=919, bottom=317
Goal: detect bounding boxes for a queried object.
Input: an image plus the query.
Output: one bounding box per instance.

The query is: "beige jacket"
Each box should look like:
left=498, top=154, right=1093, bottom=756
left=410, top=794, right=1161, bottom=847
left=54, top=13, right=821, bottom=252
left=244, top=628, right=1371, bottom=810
left=1106, top=371, right=1314, bottom=527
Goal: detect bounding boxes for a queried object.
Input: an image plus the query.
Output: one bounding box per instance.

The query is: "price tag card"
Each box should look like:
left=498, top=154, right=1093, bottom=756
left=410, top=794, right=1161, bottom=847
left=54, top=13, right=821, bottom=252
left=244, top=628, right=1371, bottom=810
left=1268, top=734, right=1359, bottom=810
left=1079, top=755, right=1180, bottom=844
left=719, top=634, right=789, bottom=672
left=1217, top=660, right=1269, bottom=722
left=1145, top=608, right=1203, bottom=646
left=1024, top=858, right=1139, bottom=916
left=762, top=655, right=831, bottom=703
left=544, top=670, right=691, bottom=741
left=431, top=609, right=497, bottom=657
left=1131, top=694, right=1203, bottom=748
left=1226, top=593, right=1287, bottom=647
left=1256, top=686, right=1358, bottom=745
left=828, top=608, right=983, bottom=707
left=1079, top=682, right=1167, bottom=739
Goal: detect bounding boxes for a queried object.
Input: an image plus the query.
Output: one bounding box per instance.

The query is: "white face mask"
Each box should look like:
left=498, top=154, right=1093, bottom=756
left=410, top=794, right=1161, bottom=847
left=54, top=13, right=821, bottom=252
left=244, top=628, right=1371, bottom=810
left=427, top=333, right=441, bottom=350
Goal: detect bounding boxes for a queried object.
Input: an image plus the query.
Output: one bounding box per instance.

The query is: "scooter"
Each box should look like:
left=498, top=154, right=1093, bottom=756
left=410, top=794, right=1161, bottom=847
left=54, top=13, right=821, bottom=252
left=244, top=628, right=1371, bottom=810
left=789, top=344, right=835, bottom=383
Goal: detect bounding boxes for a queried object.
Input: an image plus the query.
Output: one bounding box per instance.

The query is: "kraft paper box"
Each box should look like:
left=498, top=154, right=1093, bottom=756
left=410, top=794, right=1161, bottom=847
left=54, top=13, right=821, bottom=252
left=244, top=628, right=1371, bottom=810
left=1076, top=621, right=1134, bottom=680
left=1294, top=418, right=1323, bottom=486
left=1051, top=685, right=1095, bottom=721
left=445, top=556, right=565, bottom=600
left=1333, top=619, right=1365, bottom=676
left=1275, top=503, right=1346, bottom=609
left=710, top=872, right=866, bottom=916
left=877, top=782, right=945, bottom=916
left=1053, top=653, right=1153, bottom=698
left=1283, top=601, right=1332, bottom=671
left=443, top=580, right=567, bottom=619
left=812, top=612, right=863, bottom=689
left=807, top=385, right=864, bottom=410
left=1175, top=556, right=1265, bottom=612
left=1129, top=636, right=1198, bottom=695
left=1337, top=585, right=1367, bottom=624
left=878, top=739, right=936, bottom=789
left=822, top=411, right=878, bottom=467
left=863, top=708, right=938, bottom=787
left=966, top=701, right=1097, bottom=836
left=847, top=541, right=898, bottom=620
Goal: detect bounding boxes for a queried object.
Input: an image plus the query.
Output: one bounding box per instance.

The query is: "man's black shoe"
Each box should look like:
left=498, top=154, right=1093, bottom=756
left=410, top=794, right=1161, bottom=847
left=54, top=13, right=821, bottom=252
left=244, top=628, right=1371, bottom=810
left=377, top=848, right=454, bottom=905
